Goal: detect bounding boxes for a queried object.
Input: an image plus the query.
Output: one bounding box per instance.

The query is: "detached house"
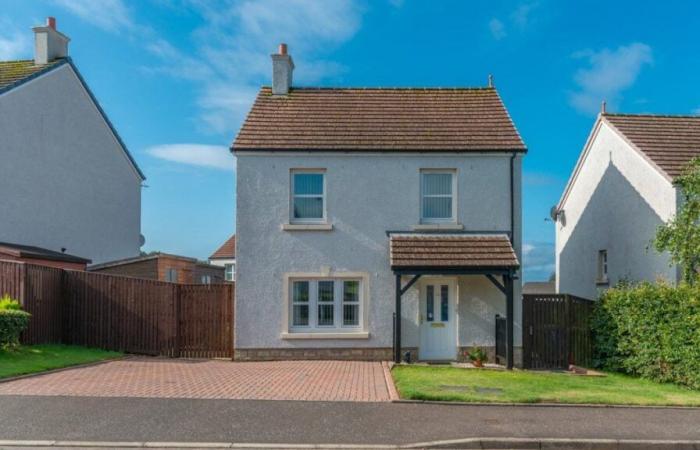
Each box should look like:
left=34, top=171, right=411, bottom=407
left=0, top=18, right=144, bottom=265
left=233, top=45, right=526, bottom=367
left=555, top=111, right=700, bottom=299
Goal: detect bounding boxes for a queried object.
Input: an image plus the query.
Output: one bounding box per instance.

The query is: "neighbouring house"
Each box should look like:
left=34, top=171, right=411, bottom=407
left=233, top=44, right=526, bottom=367
left=0, top=241, right=91, bottom=270
left=522, top=281, right=555, bottom=295
left=0, top=18, right=144, bottom=265
left=209, top=235, right=236, bottom=281
left=89, top=253, right=225, bottom=284
left=555, top=110, right=700, bottom=300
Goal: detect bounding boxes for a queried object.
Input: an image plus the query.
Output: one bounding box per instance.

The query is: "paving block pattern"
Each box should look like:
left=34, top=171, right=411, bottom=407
left=0, top=358, right=394, bottom=402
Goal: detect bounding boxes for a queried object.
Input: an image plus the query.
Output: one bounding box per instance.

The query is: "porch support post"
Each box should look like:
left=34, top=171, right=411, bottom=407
left=394, top=274, right=402, bottom=363
left=505, top=273, right=514, bottom=370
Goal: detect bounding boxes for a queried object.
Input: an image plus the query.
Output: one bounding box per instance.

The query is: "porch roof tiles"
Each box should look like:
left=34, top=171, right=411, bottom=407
left=389, top=234, right=519, bottom=270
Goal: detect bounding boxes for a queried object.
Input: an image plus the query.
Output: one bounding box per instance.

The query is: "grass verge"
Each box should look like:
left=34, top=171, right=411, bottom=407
left=0, top=344, right=122, bottom=379
left=392, top=365, right=700, bottom=406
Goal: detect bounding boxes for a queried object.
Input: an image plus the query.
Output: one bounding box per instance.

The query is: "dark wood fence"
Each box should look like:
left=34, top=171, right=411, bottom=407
left=522, top=293, right=595, bottom=370
left=494, top=314, right=506, bottom=365
left=0, top=260, right=234, bottom=358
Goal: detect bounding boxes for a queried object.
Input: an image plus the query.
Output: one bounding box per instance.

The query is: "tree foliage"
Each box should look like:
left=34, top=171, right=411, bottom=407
left=654, top=157, right=700, bottom=284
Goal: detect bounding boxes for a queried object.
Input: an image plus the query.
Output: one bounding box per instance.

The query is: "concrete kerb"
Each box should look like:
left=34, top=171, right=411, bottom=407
left=1, top=439, right=700, bottom=449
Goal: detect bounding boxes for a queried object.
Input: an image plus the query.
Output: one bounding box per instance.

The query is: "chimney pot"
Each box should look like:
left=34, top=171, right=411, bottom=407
left=47, top=17, right=56, bottom=29
left=271, top=43, right=294, bottom=95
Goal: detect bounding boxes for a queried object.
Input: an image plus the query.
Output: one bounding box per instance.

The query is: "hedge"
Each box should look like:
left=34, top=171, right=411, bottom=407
left=0, top=310, right=30, bottom=348
left=591, top=282, right=700, bottom=389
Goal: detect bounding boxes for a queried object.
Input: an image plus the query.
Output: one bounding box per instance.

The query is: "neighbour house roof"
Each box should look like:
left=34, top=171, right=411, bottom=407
left=233, top=87, right=526, bottom=152
left=389, top=234, right=519, bottom=270
left=603, top=113, right=700, bottom=179
left=0, top=57, right=145, bottom=181
left=522, top=281, right=556, bottom=294
left=210, top=235, right=236, bottom=259
left=89, top=252, right=199, bottom=270
left=0, top=59, right=65, bottom=91
left=0, top=241, right=91, bottom=264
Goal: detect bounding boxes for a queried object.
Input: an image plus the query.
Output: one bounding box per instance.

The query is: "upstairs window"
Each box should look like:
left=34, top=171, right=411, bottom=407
left=421, top=170, right=456, bottom=223
left=597, top=250, right=608, bottom=283
left=291, top=170, right=326, bottom=223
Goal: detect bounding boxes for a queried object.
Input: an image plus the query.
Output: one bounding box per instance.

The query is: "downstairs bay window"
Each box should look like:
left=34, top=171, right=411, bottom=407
left=286, top=276, right=366, bottom=336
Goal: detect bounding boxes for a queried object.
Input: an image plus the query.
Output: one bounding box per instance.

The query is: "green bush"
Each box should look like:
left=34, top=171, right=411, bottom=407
left=0, top=293, right=21, bottom=310
left=592, top=282, right=700, bottom=389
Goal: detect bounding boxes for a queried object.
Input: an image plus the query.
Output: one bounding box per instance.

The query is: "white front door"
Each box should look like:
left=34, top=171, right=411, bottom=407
left=419, top=279, right=457, bottom=361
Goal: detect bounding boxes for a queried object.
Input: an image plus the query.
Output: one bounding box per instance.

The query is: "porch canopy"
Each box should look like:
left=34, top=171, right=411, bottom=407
left=389, top=233, right=520, bottom=369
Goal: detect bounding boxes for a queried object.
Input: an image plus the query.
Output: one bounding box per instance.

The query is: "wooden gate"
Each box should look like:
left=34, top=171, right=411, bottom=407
left=522, top=294, right=594, bottom=369
left=0, top=260, right=234, bottom=358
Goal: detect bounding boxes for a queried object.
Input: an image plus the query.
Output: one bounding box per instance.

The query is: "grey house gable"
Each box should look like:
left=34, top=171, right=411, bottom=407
left=0, top=57, right=145, bottom=181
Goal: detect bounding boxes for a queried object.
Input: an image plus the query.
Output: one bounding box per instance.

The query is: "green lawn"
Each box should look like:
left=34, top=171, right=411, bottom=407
left=0, top=344, right=122, bottom=379
left=392, top=365, right=700, bottom=406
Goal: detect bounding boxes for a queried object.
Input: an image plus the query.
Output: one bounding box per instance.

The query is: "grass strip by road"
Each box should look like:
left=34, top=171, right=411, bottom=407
left=0, top=344, right=122, bottom=379
left=392, top=365, right=700, bottom=406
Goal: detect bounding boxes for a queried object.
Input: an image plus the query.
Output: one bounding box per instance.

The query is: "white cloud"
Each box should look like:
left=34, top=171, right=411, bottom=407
left=52, top=0, right=134, bottom=32
left=146, top=144, right=234, bottom=171
left=569, top=43, right=653, bottom=115
left=522, top=241, right=555, bottom=282
left=0, top=18, right=31, bottom=60
left=0, top=29, right=29, bottom=60
left=148, top=0, right=364, bottom=134
left=692, top=107, right=700, bottom=115
left=489, top=18, right=506, bottom=40
left=510, top=1, right=539, bottom=28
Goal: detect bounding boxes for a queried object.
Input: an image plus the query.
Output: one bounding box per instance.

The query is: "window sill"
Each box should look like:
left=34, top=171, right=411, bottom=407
left=412, top=223, right=464, bottom=231
left=281, top=223, right=334, bottom=231
left=281, top=332, right=369, bottom=340
left=596, top=279, right=610, bottom=286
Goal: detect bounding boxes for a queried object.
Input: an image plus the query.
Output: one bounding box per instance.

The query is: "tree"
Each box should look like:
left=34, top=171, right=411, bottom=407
left=654, top=157, right=700, bottom=284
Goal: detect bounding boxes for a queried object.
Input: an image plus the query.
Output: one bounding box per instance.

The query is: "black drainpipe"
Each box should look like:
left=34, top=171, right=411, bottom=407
left=510, top=152, right=516, bottom=243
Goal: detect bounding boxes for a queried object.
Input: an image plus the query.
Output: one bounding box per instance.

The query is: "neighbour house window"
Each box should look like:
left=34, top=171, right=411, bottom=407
left=291, top=170, right=325, bottom=223
left=289, top=278, right=363, bottom=331
left=165, top=268, right=178, bottom=283
left=225, top=263, right=235, bottom=281
left=597, top=250, right=608, bottom=283
left=421, top=170, right=456, bottom=223
left=201, top=275, right=211, bottom=284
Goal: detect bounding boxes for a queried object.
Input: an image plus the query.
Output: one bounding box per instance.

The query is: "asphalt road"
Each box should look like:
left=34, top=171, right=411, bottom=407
left=1, top=396, right=699, bottom=446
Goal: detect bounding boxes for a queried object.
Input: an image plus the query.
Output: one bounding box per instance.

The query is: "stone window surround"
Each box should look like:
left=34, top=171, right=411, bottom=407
left=281, top=271, right=370, bottom=340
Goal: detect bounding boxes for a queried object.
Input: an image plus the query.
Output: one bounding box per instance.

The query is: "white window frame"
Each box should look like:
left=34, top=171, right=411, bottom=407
left=201, top=274, right=211, bottom=284
left=420, top=169, right=457, bottom=224
left=165, top=268, right=178, bottom=283
left=225, top=263, right=235, bottom=281
left=597, top=250, right=608, bottom=283
left=282, top=272, right=370, bottom=339
left=290, top=169, right=327, bottom=224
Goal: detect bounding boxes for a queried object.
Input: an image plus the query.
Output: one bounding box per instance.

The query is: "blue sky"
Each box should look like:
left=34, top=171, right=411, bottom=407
left=2, top=1, right=699, bottom=281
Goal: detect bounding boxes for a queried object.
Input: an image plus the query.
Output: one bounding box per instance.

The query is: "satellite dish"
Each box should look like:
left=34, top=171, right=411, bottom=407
left=549, top=206, right=559, bottom=221
left=139, top=234, right=146, bottom=247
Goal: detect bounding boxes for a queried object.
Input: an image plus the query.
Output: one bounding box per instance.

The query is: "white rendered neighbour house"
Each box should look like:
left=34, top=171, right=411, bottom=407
left=209, top=234, right=236, bottom=281
left=0, top=18, right=144, bottom=265
left=233, top=45, right=526, bottom=367
left=555, top=110, right=700, bottom=300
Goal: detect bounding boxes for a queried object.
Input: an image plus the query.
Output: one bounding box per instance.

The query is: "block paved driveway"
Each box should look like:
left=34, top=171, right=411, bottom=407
left=0, top=357, right=396, bottom=402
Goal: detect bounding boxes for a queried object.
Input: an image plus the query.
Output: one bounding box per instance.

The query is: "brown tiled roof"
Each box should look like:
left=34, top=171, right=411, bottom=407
left=210, top=235, right=235, bottom=259
left=389, top=234, right=519, bottom=269
left=0, top=59, right=64, bottom=91
left=233, top=87, right=526, bottom=152
left=603, top=114, right=700, bottom=179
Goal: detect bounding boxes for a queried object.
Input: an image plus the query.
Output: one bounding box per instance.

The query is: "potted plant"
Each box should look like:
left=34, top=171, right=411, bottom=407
left=467, top=347, right=488, bottom=368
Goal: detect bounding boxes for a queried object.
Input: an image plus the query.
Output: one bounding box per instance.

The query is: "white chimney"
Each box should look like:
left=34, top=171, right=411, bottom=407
left=33, top=17, right=70, bottom=65
left=271, top=43, right=294, bottom=95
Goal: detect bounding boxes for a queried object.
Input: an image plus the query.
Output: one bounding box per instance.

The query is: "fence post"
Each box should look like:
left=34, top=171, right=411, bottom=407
left=173, top=284, right=181, bottom=358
